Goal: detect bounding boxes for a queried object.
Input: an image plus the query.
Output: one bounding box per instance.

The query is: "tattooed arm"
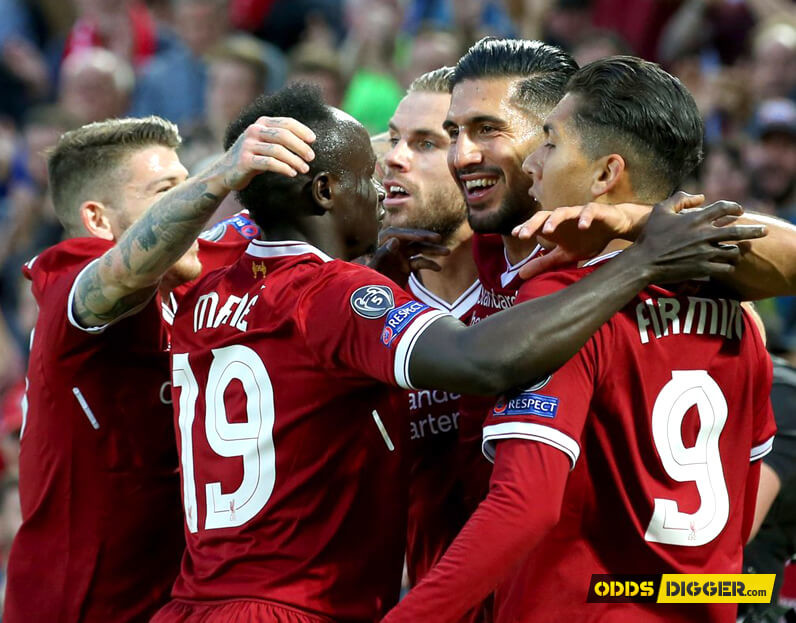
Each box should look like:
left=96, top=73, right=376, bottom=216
left=72, top=116, right=316, bottom=328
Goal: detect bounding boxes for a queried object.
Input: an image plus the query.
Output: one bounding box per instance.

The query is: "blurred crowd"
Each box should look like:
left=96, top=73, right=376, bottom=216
left=0, top=0, right=794, bottom=611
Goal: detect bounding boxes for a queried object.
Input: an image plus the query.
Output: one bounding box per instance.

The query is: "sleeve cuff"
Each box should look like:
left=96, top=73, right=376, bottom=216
left=483, top=421, right=581, bottom=470
left=393, top=310, right=449, bottom=390
left=751, top=436, right=775, bottom=462
left=67, top=258, right=155, bottom=334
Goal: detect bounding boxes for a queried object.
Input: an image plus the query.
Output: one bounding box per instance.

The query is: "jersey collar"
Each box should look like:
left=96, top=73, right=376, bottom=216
left=245, top=239, right=333, bottom=263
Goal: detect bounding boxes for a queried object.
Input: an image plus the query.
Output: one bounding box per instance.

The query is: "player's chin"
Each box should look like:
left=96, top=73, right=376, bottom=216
left=169, top=255, right=203, bottom=285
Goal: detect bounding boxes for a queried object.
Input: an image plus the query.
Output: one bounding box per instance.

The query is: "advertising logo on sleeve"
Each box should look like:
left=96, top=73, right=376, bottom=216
left=381, top=300, right=430, bottom=346
left=199, top=213, right=261, bottom=242
left=493, top=380, right=559, bottom=418
left=351, top=285, right=396, bottom=319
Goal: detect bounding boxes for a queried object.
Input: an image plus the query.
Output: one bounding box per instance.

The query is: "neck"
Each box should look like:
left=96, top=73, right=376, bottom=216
left=415, top=225, right=477, bottom=305
left=260, top=214, right=348, bottom=259
left=501, top=232, right=537, bottom=265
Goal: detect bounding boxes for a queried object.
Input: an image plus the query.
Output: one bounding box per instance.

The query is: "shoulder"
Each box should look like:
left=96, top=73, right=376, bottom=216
left=24, top=238, right=113, bottom=290
left=516, top=265, right=586, bottom=303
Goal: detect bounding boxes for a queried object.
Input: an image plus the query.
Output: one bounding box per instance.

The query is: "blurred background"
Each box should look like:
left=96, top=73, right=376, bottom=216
left=0, top=0, right=793, bottom=612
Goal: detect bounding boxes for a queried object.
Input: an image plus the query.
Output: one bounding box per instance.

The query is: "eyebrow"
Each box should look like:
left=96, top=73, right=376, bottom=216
left=145, top=175, right=182, bottom=191
left=443, top=114, right=506, bottom=130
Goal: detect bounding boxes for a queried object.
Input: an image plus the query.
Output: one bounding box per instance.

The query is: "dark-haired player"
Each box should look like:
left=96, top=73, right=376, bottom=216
left=5, top=114, right=315, bottom=623
left=384, top=57, right=779, bottom=623
left=154, top=81, right=763, bottom=623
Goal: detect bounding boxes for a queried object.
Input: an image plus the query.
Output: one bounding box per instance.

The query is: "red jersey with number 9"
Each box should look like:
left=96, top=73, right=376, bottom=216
left=482, top=254, right=776, bottom=623
left=167, top=240, right=447, bottom=621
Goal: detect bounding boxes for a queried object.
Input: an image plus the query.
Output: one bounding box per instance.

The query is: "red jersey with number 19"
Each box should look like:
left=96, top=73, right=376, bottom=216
left=482, top=254, right=776, bottom=623
left=167, top=240, right=447, bottom=621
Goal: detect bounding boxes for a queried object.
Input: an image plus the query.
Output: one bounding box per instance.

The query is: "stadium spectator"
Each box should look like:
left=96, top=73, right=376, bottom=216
left=179, top=34, right=270, bottom=173
left=59, top=47, right=135, bottom=123
left=131, top=0, right=230, bottom=127
left=288, top=41, right=346, bottom=106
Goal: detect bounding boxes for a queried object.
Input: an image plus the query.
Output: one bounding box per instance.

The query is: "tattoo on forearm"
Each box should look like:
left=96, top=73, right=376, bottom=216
left=74, top=176, right=224, bottom=326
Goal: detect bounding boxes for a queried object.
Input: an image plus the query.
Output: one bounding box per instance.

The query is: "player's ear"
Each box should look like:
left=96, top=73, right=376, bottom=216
left=590, top=153, right=625, bottom=198
left=79, top=201, right=115, bottom=240
left=310, top=171, right=336, bottom=214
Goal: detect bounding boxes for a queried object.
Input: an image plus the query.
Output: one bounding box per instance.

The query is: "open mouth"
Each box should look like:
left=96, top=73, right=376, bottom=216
left=460, top=175, right=500, bottom=204
left=384, top=182, right=412, bottom=206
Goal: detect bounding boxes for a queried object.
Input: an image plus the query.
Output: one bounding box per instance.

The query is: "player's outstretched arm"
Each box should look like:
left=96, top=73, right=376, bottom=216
left=407, top=201, right=766, bottom=395
left=381, top=440, right=570, bottom=623
left=72, top=117, right=316, bottom=328
left=513, top=193, right=796, bottom=298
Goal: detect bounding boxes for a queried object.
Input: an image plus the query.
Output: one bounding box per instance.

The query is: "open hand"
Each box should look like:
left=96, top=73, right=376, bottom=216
left=220, top=116, right=317, bottom=190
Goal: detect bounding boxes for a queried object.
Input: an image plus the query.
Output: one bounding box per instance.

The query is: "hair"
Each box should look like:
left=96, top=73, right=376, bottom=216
left=207, top=34, right=269, bottom=93
left=224, top=82, right=364, bottom=227
left=408, top=66, right=454, bottom=94
left=451, top=38, right=578, bottom=112
left=566, top=56, right=704, bottom=200
left=61, top=48, right=135, bottom=95
left=48, top=116, right=181, bottom=233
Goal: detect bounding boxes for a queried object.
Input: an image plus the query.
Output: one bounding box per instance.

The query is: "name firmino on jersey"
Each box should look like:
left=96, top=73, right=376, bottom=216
left=635, top=296, right=744, bottom=344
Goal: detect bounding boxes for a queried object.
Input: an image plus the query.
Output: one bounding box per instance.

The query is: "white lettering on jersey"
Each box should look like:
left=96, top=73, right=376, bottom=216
left=194, top=291, right=259, bottom=333
left=636, top=296, right=743, bottom=344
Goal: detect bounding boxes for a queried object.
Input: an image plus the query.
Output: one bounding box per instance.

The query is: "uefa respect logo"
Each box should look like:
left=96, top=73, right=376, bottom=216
left=587, top=574, right=774, bottom=604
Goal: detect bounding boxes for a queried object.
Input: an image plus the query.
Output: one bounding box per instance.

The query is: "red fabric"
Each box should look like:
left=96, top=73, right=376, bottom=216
left=63, top=1, right=157, bottom=68
left=5, top=238, right=184, bottom=623
left=456, top=233, right=544, bottom=534
left=230, top=0, right=277, bottom=31
left=480, top=260, right=775, bottom=622
left=169, top=240, right=445, bottom=621
left=591, top=0, right=681, bottom=62
left=382, top=440, right=570, bottom=623
left=153, top=597, right=335, bottom=623
left=403, top=275, right=487, bottom=622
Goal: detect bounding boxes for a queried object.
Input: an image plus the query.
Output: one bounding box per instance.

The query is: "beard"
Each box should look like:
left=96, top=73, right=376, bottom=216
left=467, top=190, right=538, bottom=236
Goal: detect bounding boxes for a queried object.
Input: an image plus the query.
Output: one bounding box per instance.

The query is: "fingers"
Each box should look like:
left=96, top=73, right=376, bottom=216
left=248, top=124, right=315, bottom=165
left=659, top=191, right=705, bottom=214
left=256, top=116, right=316, bottom=145
left=544, top=205, right=594, bottom=234
left=249, top=141, right=312, bottom=175
left=512, top=211, right=551, bottom=239
left=689, top=200, right=743, bottom=224
left=703, top=223, right=767, bottom=243
left=409, top=256, right=442, bottom=272
left=378, top=227, right=443, bottom=245
left=249, top=154, right=301, bottom=179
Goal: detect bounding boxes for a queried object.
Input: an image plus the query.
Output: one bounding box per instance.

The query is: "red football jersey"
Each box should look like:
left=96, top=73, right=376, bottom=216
left=404, top=274, right=481, bottom=586
left=165, top=211, right=260, bottom=322
left=458, top=233, right=544, bottom=520
left=482, top=255, right=776, bottom=623
left=5, top=238, right=184, bottom=623
left=167, top=240, right=448, bottom=621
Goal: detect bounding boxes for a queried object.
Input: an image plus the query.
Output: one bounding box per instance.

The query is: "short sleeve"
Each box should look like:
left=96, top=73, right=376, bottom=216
left=748, top=316, right=777, bottom=463
left=297, top=263, right=449, bottom=389
left=482, top=270, right=599, bottom=469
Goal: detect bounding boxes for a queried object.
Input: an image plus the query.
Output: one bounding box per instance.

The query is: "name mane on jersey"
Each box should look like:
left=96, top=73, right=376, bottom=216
left=636, top=295, right=744, bottom=344
left=193, top=291, right=259, bottom=332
